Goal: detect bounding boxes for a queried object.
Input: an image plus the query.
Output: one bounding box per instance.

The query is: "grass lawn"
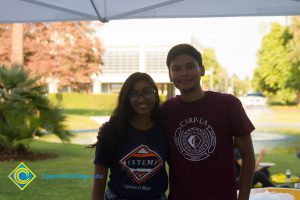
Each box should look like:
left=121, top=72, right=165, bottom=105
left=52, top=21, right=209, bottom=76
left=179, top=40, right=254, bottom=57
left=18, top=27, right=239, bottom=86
left=61, top=106, right=300, bottom=177
left=256, top=106, right=300, bottom=124
left=255, top=127, right=300, bottom=136
left=65, top=114, right=100, bottom=130
left=250, top=106, right=300, bottom=178
left=63, top=109, right=112, bottom=130
left=262, top=146, right=300, bottom=177
left=63, top=109, right=112, bottom=117
left=263, top=146, right=300, bottom=187
left=1, top=106, right=298, bottom=199
left=0, top=140, right=298, bottom=200
left=0, top=140, right=95, bottom=200
left=253, top=106, right=300, bottom=136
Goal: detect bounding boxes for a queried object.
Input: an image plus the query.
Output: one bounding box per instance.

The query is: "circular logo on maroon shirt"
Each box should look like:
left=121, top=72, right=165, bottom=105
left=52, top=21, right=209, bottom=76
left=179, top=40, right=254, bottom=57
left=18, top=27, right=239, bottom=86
left=174, top=117, right=216, bottom=161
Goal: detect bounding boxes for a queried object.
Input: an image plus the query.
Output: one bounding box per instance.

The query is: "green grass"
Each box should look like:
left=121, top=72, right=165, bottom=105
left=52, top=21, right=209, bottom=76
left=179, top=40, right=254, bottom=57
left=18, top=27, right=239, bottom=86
left=256, top=127, right=300, bottom=136
left=263, top=146, right=300, bottom=187
left=63, top=109, right=112, bottom=116
left=0, top=140, right=298, bottom=200
left=2, top=105, right=299, bottom=199
left=263, top=147, right=300, bottom=176
left=256, top=106, right=300, bottom=124
left=253, top=106, right=300, bottom=178
left=0, top=140, right=95, bottom=200
left=65, top=114, right=100, bottom=130
left=254, top=106, right=300, bottom=136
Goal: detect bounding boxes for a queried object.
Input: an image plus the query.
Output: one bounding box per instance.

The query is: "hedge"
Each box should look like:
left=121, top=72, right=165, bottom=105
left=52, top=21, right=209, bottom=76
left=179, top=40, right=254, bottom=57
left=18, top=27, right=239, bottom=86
left=48, top=93, right=167, bottom=111
left=48, top=93, right=118, bottom=111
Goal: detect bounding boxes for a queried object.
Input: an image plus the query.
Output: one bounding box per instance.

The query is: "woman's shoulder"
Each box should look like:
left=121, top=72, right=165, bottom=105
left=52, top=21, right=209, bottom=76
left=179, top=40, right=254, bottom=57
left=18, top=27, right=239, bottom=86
left=97, top=121, right=115, bottom=138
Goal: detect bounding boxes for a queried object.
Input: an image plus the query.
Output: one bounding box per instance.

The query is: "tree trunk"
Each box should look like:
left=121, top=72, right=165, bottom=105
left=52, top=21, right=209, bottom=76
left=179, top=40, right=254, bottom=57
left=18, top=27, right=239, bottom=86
left=11, top=23, right=24, bottom=66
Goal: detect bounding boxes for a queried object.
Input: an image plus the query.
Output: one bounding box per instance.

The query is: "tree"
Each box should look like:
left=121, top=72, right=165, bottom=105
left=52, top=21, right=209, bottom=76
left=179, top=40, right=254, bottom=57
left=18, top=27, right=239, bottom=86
left=11, top=24, right=24, bottom=66
left=288, top=16, right=300, bottom=99
left=253, top=22, right=297, bottom=104
left=289, top=16, right=300, bottom=62
left=25, top=22, right=104, bottom=92
left=0, top=22, right=104, bottom=92
left=231, top=74, right=251, bottom=96
left=0, top=24, right=11, bottom=66
left=201, top=48, right=227, bottom=92
left=0, top=65, right=71, bottom=154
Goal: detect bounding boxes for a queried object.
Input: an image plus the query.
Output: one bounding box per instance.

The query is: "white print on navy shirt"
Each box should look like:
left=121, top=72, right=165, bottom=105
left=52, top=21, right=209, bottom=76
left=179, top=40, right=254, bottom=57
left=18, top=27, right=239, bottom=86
left=174, top=116, right=216, bottom=161
left=119, top=145, right=163, bottom=184
left=123, top=184, right=151, bottom=191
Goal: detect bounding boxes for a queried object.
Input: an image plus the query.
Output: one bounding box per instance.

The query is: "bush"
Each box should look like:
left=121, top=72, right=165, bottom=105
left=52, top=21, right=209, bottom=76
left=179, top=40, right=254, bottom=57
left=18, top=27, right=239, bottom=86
left=0, top=65, right=70, bottom=154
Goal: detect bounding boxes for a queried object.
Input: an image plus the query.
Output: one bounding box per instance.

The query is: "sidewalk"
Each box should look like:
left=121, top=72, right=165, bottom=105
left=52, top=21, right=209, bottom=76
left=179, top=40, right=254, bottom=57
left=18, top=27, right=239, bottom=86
left=38, top=116, right=110, bottom=145
left=89, top=116, right=110, bottom=125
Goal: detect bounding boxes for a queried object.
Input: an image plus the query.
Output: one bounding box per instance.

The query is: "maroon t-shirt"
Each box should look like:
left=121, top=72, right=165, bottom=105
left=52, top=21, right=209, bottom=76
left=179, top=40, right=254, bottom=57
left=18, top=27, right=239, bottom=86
left=160, top=91, right=255, bottom=200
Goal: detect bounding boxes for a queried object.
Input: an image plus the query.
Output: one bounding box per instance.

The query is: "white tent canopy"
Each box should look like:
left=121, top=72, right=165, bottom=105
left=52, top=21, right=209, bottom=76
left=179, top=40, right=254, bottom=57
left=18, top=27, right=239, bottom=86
left=1, top=0, right=300, bottom=23
left=0, top=0, right=90, bottom=23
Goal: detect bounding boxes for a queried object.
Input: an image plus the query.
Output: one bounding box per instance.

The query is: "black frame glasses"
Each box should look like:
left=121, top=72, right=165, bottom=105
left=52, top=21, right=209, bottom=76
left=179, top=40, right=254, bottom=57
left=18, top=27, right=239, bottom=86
left=128, top=87, right=156, bottom=100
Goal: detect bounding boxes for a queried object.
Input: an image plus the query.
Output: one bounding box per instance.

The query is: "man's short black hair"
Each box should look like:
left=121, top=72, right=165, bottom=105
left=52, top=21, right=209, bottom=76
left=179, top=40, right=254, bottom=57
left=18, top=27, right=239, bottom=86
left=166, top=43, right=203, bottom=69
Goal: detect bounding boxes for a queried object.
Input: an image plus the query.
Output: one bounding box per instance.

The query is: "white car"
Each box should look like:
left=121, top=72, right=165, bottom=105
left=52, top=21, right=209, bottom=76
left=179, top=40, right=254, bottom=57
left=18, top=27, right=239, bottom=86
left=240, top=92, right=267, bottom=107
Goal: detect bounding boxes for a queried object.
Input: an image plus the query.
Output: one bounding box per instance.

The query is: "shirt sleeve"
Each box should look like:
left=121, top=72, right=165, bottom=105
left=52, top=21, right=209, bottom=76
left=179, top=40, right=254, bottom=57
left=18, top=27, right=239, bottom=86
left=228, top=95, right=255, bottom=137
left=94, top=123, right=113, bottom=167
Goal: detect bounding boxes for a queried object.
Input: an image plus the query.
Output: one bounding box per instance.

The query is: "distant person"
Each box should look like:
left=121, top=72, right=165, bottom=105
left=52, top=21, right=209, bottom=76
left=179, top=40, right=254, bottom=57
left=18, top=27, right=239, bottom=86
left=92, top=72, right=168, bottom=200
left=160, top=43, right=255, bottom=200
left=297, top=150, right=300, bottom=159
left=253, top=148, right=272, bottom=179
left=234, top=147, right=275, bottom=188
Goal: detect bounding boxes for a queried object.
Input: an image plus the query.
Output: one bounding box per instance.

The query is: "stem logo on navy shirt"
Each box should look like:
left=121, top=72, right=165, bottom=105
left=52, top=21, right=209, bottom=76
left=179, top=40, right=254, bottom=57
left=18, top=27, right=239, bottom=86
left=119, top=145, right=163, bottom=184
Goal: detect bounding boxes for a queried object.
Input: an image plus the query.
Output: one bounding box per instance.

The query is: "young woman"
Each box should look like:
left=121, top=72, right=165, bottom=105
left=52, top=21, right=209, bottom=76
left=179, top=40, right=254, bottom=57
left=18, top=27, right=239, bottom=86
left=92, top=72, right=168, bottom=200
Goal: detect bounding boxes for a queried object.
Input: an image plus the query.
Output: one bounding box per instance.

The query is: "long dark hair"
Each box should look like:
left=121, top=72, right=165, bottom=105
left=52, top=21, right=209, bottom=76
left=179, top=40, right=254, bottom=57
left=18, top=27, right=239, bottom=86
left=93, top=72, right=160, bottom=163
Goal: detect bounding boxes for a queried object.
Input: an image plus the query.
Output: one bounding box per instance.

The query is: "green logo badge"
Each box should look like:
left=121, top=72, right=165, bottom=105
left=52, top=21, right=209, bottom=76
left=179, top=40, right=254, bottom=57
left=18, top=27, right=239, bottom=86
left=8, top=162, right=36, bottom=190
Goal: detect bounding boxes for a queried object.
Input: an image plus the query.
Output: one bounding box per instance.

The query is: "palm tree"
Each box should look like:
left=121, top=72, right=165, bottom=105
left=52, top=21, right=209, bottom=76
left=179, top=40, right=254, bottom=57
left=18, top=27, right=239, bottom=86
left=0, top=65, right=71, bottom=154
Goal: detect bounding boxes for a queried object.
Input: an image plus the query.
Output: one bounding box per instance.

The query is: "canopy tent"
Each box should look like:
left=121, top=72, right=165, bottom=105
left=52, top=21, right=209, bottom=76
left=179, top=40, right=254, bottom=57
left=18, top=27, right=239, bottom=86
left=0, top=0, right=91, bottom=23
left=1, top=0, right=300, bottom=23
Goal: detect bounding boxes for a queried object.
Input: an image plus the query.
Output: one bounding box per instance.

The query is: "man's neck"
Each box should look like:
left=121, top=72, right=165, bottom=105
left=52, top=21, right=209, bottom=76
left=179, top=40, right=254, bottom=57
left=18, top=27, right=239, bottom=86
left=180, top=88, right=205, bottom=102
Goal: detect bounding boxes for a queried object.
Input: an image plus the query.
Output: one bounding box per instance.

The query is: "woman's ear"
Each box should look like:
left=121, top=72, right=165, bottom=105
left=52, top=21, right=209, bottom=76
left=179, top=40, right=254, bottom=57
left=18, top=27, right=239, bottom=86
left=201, top=65, right=205, bottom=76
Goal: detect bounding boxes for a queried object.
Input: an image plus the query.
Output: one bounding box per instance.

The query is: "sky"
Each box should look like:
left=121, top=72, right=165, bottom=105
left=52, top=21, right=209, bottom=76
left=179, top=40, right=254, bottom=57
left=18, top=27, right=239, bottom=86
left=96, top=16, right=289, bottom=79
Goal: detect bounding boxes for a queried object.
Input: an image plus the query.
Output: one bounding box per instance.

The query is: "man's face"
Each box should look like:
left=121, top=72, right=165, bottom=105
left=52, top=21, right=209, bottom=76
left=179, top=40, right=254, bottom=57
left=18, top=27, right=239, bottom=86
left=169, top=54, right=204, bottom=93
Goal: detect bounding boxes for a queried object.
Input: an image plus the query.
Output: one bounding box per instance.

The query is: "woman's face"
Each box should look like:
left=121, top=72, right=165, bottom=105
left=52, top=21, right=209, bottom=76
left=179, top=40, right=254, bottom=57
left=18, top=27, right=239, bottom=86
left=128, top=80, right=156, bottom=117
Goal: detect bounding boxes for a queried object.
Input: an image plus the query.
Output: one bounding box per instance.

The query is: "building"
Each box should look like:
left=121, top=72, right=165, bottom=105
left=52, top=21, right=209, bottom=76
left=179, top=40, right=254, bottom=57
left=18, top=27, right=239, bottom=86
left=92, top=36, right=204, bottom=95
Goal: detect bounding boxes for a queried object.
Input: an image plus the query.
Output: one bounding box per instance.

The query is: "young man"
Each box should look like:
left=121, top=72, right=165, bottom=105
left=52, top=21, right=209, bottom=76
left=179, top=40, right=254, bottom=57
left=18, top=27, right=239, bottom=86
left=160, top=44, right=255, bottom=200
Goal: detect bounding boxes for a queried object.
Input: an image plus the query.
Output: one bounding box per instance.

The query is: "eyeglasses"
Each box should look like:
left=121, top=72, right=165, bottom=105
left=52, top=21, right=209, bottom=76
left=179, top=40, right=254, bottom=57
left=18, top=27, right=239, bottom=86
left=128, top=87, right=156, bottom=100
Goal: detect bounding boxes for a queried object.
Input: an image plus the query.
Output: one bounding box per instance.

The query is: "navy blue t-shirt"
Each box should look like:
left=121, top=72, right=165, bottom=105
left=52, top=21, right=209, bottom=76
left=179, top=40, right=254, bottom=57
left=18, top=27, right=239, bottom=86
left=94, top=122, right=168, bottom=200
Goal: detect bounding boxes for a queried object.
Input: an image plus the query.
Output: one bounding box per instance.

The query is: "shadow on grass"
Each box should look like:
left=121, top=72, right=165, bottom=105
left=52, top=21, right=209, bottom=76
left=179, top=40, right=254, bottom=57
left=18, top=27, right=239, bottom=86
left=62, top=109, right=112, bottom=116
